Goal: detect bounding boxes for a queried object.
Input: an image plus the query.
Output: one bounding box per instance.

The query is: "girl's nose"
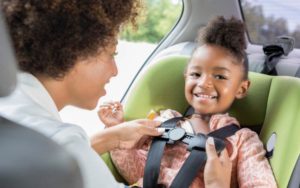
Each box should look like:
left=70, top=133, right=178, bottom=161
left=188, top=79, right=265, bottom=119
left=197, top=75, right=212, bottom=88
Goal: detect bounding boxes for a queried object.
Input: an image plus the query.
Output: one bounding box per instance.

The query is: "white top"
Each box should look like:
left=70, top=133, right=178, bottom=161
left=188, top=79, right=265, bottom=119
left=0, top=72, right=124, bottom=188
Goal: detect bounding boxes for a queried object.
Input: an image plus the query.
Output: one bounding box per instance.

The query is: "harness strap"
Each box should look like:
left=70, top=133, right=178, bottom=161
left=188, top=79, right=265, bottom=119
left=208, top=124, right=240, bottom=139
left=143, top=138, right=167, bottom=188
left=144, top=117, right=240, bottom=188
left=170, top=125, right=239, bottom=188
left=143, top=117, right=183, bottom=188
left=170, top=149, right=206, bottom=188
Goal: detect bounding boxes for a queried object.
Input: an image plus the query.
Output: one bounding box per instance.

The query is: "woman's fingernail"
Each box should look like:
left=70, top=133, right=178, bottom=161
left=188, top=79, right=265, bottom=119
left=207, top=137, right=215, bottom=146
left=157, top=128, right=165, bottom=133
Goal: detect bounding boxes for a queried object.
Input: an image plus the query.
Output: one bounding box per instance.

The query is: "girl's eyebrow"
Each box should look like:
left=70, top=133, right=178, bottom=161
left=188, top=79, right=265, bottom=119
left=213, top=66, right=231, bottom=72
left=189, top=65, right=201, bottom=69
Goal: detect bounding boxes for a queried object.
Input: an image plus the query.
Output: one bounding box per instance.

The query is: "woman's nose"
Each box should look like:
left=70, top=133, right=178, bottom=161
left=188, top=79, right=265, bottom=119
left=111, top=59, right=118, bottom=77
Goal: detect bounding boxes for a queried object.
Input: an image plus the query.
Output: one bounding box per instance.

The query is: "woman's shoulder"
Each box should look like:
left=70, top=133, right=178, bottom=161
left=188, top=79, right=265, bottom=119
left=51, top=122, right=89, bottom=145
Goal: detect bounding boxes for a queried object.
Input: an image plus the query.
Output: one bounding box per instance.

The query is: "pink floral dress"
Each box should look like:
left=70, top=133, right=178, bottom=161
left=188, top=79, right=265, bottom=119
left=110, top=110, right=277, bottom=188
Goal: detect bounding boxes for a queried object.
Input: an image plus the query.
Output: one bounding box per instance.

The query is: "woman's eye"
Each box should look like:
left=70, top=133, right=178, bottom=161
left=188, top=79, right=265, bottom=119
left=215, top=75, right=227, bottom=80
left=113, top=51, right=118, bottom=57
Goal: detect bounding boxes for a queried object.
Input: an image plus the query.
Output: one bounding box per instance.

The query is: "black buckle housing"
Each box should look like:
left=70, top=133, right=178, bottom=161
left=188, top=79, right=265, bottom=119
left=158, top=118, right=226, bottom=153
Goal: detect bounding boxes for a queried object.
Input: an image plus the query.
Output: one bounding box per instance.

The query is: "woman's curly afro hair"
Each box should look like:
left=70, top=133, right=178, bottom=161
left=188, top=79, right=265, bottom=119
left=197, top=16, right=248, bottom=79
left=1, top=0, right=141, bottom=78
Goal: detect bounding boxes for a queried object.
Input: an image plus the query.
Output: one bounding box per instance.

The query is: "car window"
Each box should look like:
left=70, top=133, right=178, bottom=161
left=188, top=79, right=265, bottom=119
left=60, top=0, right=183, bottom=135
left=240, top=0, right=300, bottom=48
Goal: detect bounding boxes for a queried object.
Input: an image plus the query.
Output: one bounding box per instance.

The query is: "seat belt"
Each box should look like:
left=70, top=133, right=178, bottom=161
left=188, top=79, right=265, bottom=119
left=295, top=66, right=300, bottom=78
left=261, top=46, right=283, bottom=75
left=143, top=117, right=240, bottom=188
left=261, top=36, right=295, bottom=75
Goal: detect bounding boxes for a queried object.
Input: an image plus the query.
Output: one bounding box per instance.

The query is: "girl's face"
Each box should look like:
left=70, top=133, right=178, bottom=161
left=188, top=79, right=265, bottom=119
left=185, top=45, right=250, bottom=115
left=64, top=43, right=118, bottom=110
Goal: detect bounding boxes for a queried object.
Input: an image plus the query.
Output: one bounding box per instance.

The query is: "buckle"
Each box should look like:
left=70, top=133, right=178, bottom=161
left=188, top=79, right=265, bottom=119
left=161, top=127, right=186, bottom=144
left=158, top=117, right=226, bottom=153
left=184, top=133, right=226, bottom=153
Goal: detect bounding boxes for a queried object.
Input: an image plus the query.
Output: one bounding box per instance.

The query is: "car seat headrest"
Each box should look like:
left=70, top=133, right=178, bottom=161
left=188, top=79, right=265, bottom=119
left=0, top=12, right=18, bottom=97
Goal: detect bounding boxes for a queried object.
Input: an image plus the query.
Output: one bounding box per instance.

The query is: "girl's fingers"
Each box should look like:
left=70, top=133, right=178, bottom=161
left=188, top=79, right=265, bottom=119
left=99, top=101, right=123, bottom=115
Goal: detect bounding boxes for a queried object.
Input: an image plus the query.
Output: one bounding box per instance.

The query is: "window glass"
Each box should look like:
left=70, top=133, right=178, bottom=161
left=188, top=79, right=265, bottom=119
left=60, top=0, right=182, bottom=136
left=240, top=0, right=300, bottom=48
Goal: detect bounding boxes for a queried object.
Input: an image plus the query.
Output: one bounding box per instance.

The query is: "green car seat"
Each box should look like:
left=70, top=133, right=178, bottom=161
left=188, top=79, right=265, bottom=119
left=102, top=55, right=300, bottom=187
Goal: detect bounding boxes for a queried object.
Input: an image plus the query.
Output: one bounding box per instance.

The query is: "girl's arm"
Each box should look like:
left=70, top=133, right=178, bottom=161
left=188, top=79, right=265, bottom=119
left=236, top=129, right=277, bottom=188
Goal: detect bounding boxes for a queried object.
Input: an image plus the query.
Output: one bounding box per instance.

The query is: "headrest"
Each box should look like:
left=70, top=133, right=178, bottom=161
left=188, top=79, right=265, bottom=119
left=123, top=55, right=273, bottom=127
left=0, top=11, right=18, bottom=97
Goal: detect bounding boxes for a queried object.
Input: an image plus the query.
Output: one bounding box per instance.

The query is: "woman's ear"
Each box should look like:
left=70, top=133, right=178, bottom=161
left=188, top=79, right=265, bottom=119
left=236, top=80, right=250, bottom=99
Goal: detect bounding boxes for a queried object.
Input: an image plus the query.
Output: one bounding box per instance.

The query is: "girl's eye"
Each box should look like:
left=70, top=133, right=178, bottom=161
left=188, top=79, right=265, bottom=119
left=215, top=75, right=227, bottom=80
left=189, top=72, right=201, bottom=78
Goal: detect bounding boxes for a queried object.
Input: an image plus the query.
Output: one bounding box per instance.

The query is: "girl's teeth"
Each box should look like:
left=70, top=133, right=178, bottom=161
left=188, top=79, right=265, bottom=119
left=195, top=94, right=216, bottom=99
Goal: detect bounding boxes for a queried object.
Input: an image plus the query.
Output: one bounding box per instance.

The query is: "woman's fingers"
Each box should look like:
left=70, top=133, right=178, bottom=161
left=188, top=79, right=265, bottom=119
left=206, top=137, right=218, bottom=160
left=204, top=137, right=232, bottom=188
left=219, top=149, right=232, bottom=169
left=135, top=119, right=164, bottom=136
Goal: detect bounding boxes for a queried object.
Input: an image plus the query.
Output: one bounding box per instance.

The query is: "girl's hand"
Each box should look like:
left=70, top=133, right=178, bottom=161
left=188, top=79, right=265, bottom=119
left=98, top=101, right=124, bottom=127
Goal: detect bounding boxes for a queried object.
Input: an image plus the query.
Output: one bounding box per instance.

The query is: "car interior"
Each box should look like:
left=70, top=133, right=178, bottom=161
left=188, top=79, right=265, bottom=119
left=102, top=0, right=300, bottom=187
left=1, top=0, right=300, bottom=187
left=0, top=10, right=83, bottom=188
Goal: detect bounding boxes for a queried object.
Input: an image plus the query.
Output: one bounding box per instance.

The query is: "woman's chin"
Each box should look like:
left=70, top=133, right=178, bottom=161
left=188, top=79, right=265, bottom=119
left=99, top=88, right=106, bottom=97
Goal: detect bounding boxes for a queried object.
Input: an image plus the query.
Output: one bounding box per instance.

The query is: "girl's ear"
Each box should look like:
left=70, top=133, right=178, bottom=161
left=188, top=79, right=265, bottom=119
left=236, top=80, right=250, bottom=99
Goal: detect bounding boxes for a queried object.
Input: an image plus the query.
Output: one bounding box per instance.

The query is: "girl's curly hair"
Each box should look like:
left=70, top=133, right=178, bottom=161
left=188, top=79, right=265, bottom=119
left=1, top=0, right=141, bottom=78
left=197, top=16, right=248, bottom=79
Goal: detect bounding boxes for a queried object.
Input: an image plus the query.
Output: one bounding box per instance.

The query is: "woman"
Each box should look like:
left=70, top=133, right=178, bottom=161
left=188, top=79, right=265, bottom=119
left=0, top=0, right=231, bottom=187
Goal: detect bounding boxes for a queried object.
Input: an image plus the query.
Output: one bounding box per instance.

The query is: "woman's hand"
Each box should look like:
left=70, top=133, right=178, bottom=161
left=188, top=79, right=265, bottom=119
left=91, top=119, right=164, bottom=154
left=98, top=101, right=124, bottom=127
left=113, top=119, right=164, bottom=149
left=204, top=137, right=232, bottom=188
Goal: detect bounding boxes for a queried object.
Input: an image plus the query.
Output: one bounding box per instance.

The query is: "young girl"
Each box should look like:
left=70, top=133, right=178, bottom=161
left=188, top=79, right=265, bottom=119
left=98, top=16, right=277, bottom=187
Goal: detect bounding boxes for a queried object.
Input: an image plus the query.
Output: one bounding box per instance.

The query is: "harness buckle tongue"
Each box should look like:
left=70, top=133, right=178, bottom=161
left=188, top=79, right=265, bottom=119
left=168, top=127, right=186, bottom=144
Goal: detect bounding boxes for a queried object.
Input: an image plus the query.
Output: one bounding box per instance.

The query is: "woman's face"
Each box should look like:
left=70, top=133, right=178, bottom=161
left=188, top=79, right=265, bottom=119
left=184, top=45, right=250, bottom=115
left=64, top=43, right=118, bottom=110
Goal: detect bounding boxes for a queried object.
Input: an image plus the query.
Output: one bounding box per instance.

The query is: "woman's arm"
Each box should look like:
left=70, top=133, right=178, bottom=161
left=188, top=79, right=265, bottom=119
left=204, top=137, right=232, bottom=188
left=91, top=119, right=162, bottom=154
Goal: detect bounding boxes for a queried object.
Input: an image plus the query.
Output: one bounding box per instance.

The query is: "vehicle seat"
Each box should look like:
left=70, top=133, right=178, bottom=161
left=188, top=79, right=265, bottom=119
left=102, top=55, right=300, bottom=187
left=0, top=11, right=83, bottom=188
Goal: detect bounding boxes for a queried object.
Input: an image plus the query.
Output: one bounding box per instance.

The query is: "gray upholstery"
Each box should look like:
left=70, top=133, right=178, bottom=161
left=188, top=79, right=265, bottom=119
left=0, top=12, right=17, bottom=97
left=156, top=41, right=300, bottom=77
left=0, top=11, right=83, bottom=188
left=288, top=155, right=300, bottom=188
left=0, top=117, right=84, bottom=188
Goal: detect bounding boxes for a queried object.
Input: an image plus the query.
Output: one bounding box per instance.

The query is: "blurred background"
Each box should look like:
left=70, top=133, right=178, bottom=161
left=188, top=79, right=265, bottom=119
left=60, top=0, right=300, bottom=136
